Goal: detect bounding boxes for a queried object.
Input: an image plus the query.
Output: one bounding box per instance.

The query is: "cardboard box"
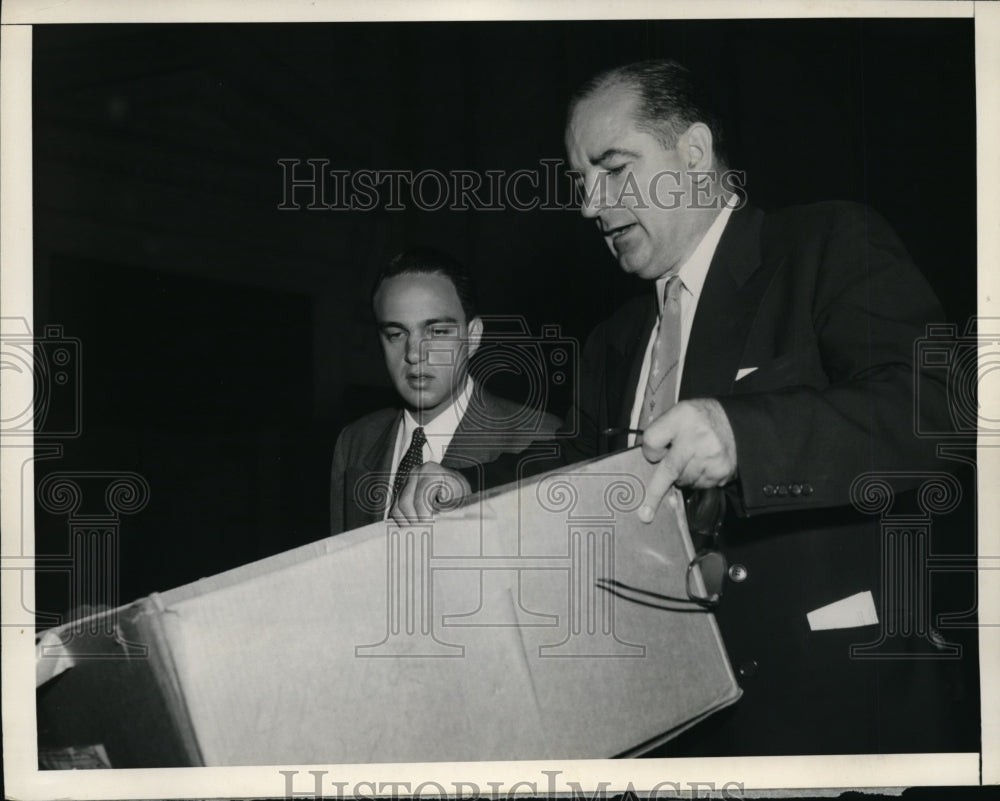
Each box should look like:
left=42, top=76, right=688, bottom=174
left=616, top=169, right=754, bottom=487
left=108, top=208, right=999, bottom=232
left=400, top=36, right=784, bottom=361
left=37, top=448, right=740, bottom=766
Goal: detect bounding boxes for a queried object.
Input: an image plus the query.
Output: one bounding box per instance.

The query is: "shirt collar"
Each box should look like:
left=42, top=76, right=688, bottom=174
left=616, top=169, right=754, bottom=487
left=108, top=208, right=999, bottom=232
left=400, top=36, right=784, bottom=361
left=400, top=377, right=474, bottom=462
left=654, top=195, right=737, bottom=308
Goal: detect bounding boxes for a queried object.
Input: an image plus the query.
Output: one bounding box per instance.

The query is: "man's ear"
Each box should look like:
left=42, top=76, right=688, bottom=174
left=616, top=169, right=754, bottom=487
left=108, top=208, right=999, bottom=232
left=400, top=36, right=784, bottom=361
left=467, top=316, right=484, bottom=357
left=681, top=122, right=715, bottom=173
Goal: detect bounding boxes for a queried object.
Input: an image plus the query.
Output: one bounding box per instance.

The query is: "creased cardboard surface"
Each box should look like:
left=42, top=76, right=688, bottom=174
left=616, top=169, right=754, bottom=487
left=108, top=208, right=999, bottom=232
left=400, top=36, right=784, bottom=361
left=153, top=448, right=739, bottom=764
left=39, top=448, right=739, bottom=765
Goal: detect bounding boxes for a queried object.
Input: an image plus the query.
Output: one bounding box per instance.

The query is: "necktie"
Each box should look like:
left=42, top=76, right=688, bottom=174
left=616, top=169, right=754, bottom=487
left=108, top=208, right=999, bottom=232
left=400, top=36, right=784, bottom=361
left=392, top=426, right=427, bottom=505
left=638, top=275, right=684, bottom=433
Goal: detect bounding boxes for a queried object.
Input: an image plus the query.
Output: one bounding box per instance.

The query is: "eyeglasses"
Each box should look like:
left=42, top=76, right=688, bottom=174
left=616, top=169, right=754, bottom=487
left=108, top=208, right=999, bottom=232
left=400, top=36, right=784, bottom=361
left=595, top=487, right=728, bottom=612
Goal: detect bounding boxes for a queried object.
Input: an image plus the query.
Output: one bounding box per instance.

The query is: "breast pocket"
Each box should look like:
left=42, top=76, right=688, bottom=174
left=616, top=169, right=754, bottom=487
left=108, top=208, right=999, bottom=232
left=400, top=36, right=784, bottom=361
left=733, top=349, right=828, bottom=393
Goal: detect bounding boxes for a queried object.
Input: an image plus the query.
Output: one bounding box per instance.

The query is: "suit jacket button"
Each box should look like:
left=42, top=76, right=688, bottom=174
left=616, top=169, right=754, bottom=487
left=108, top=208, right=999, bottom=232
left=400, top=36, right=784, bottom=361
left=738, top=659, right=758, bottom=678
left=776, top=484, right=788, bottom=496
left=728, top=563, right=748, bottom=582
left=802, top=483, right=814, bottom=496
left=790, top=483, right=802, bottom=496
left=762, top=484, right=775, bottom=497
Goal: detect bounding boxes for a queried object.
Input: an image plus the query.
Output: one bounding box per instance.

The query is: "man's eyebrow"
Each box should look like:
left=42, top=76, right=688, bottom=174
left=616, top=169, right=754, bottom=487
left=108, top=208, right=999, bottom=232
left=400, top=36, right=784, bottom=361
left=592, top=147, right=639, bottom=165
left=377, top=317, right=459, bottom=330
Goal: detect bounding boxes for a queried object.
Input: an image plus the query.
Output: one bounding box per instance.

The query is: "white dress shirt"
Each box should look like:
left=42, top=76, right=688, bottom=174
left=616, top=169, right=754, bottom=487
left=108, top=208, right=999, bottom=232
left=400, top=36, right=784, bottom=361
left=627, top=198, right=737, bottom=447
left=384, top=377, right=475, bottom=518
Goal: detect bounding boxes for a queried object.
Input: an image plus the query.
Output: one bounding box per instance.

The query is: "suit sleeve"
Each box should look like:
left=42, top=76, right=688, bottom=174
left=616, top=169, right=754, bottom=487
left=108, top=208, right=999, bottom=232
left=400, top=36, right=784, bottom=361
left=460, top=325, right=613, bottom=491
left=329, top=431, right=349, bottom=535
left=717, top=206, right=951, bottom=515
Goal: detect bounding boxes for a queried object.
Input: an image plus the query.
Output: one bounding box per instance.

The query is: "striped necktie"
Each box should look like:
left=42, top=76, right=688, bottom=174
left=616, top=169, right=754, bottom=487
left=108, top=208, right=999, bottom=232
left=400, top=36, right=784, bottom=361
left=638, top=275, right=684, bottom=433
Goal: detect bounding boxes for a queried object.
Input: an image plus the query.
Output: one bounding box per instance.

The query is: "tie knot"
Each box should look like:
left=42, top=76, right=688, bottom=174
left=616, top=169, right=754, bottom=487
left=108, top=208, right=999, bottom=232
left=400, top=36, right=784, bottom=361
left=411, top=426, right=426, bottom=447
left=660, top=274, right=683, bottom=315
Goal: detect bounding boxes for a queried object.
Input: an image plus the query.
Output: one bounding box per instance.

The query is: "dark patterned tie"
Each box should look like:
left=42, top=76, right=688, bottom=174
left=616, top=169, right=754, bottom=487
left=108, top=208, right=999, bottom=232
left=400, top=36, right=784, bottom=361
left=638, top=274, right=684, bottom=434
left=392, top=426, right=427, bottom=505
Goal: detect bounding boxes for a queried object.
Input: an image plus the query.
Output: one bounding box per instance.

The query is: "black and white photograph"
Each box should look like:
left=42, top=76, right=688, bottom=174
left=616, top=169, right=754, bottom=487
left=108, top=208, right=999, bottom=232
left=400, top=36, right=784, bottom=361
left=1, top=1, right=997, bottom=797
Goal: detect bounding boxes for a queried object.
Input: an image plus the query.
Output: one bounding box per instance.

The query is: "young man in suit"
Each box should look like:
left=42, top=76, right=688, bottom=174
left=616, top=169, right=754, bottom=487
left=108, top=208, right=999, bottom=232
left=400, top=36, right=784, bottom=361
left=330, top=247, right=560, bottom=535
left=392, top=62, right=971, bottom=755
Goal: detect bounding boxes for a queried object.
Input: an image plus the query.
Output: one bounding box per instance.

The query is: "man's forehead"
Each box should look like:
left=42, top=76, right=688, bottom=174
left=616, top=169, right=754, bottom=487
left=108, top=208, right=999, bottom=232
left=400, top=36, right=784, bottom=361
left=566, top=86, right=643, bottom=155
left=376, top=274, right=464, bottom=317
left=379, top=272, right=457, bottom=298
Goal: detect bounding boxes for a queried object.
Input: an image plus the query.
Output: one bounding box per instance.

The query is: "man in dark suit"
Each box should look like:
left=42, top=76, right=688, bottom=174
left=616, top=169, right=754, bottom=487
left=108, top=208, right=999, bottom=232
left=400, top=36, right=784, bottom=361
left=392, top=61, right=970, bottom=755
left=330, top=248, right=560, bottom=534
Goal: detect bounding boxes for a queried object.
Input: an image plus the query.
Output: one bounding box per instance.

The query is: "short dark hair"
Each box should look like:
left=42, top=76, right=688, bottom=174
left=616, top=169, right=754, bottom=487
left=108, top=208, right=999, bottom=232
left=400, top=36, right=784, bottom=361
left=570, top=59, right=728, bottom=167
left=372, top=247, right=479, bottom=321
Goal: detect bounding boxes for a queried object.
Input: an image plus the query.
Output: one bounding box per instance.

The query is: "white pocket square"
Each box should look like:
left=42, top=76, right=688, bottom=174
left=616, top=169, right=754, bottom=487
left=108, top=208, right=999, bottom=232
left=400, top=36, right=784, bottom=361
left=735, top=366, right=758, bottom=381
left=807, top=590, right=879, bottom=631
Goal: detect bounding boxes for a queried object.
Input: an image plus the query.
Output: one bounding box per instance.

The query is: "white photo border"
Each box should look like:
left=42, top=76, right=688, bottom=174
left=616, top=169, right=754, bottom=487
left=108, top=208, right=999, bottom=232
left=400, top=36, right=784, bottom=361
left=2, top=0, right=997, bottom=797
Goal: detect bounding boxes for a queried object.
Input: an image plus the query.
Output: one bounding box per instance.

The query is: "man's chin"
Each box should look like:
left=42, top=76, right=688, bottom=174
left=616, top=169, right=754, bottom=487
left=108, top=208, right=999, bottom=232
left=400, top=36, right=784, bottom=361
left=619, top=254, right=671, bottom=281
left=401, top=392, right=447, bottom=419
left=617, top=253, right=649, bottom=277
left=611, top=241, right=645, bottom=274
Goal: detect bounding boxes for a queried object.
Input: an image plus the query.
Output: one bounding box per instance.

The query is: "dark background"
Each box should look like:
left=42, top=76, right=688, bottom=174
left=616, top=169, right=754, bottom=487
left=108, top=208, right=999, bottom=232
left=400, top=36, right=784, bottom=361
left=31, top=20, right=977, bottom=660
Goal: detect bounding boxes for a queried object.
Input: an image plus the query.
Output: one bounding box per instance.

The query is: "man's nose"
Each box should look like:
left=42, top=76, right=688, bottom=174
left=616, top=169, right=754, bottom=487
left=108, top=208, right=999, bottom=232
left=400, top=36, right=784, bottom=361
left=579, top=175, right=604, bottom=219
left=404, top=335, right=423, bottom=364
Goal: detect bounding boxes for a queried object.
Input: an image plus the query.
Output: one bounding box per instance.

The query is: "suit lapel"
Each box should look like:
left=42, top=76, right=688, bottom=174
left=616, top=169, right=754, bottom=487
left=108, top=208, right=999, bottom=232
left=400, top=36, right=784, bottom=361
left=441, top=387, right=500, bottom=467
left=610, top=296, right=658, bottom=431
left=680, top=205, right=768, bottom=399
left=361, top=412, right=401, bottom=474
left=344, top=412, right=401, bottom=530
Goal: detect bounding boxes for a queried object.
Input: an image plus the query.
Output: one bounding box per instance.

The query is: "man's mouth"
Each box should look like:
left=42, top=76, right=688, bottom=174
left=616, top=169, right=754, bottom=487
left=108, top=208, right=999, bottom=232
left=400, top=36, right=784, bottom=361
left=407, top=373, right=432, bottom=386
left=602, top=222, right=636, bottom=242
